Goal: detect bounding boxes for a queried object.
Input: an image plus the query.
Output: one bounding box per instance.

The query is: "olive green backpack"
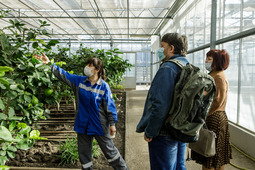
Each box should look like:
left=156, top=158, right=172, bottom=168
left=165, top=59, right=216, bottom=143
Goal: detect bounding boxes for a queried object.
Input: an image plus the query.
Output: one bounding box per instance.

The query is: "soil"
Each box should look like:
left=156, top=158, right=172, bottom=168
left=7, top=91, right=126, bottom=170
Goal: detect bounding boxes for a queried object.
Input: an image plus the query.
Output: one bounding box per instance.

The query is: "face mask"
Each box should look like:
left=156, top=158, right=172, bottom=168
left=84, top=66, right=94, bottom=77
left=205, top=63, right=212, bottom=72
left=163, top=46, right=172, bottom=58
left=158, top=48, right=165, bottom=60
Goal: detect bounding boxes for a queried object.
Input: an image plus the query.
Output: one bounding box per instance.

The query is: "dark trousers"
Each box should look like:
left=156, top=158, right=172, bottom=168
left=148, top=136, right=187, bottom=170
left=77, top=133, right=128, bottom=170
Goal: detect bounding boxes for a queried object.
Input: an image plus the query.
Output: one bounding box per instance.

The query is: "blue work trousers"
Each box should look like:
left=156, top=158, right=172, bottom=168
left=148, top=136, right=187, bottom=170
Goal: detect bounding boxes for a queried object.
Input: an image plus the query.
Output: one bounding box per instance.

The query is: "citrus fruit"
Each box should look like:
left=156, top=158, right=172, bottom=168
left=44, top=88, right=53, bottom=96
left=32, top=96, right=39, bottom=105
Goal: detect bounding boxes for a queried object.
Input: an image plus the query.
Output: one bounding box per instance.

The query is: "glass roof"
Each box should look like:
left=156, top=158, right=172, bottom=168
left=0, top=0, right=186, bottom=42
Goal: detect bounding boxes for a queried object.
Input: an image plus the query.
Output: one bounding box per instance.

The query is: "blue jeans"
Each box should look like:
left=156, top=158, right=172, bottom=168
left=148, top=136, right=187, bottom=170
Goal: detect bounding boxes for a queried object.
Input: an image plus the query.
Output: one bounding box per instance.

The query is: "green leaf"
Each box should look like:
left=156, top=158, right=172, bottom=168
left=42, top=29, right=48, bottom=35
left=35, top=63, right=44, bottom=68
left=0, top=126, right=13, bottom=141
left=24, top=95, right=31, bottom=103
left=22, top=109, right=29, bottom=118
left=33, top=71, right=40, bottom=79
left=0, top=78, right=9, bottom=89
left=0, top=150, right=6, bottom=156
left=7, top=151, right=15, bottom=159
left=7, top=145, right=17, bottom=152
left=16, top=138, right=34, bottom=150
left=31, top=58, right=40, bottom=64
left=2, top=144, right=7, bottom=150
left=17, top=58, right=25, bottom=65
left=0, top=156, right=9, bottom=167
left=26, top=32, right=36, bottom=41
left=8, top=107, right=15, bottom=117
left=0, top=71, right=5, bottom=77
left=17, top=104, right=24, bottom=110
left=28, top=62, right=34, bottom=67
left=37, top=39, right=46, bottom=45
left=114, top=51, right=123, bottom=54
left=29, top=130, right=40, bottom=138
left=0, top=98, right=5, bottom=110
left=47, top=40, right=59, bottom=46
left=13, top=134, right=22, bottom=143
left=55, top=61, right=66, bottom=67
left=45, top=109, right=50, bottom=114
left=1, top=121, right=7, bottom=127
left=41, top=77, right=51, bottom=83
left=8, top=121, right=16, bottom=131
left=0, top=113, right=7, bottom=120
left=17, top=123, right=27, bottom=129
left=17, top=84, right=25, bottom=90
left=8, top=116, right=23, bottom=121
left=17, top=64, right=26, bottom=70
left=32, top=136, right=47, bottom=140
left=9, top=84, right=18, bottom=90
left=6, top=91, right=18, bottom=100
left=0, top=66, right=14, bottom=72
left=0, top=165, right=10, bottom=170
left=17, top=95, right=24, bottom=104
left=19, top=126, right=31, bottom=135
left=50, top=58, right=54, bottom=64
left=105, top=52, right=112, bottom=55
left=0, top=84, right=6, bottom=89
left=0, top=33, right=11, bottom=50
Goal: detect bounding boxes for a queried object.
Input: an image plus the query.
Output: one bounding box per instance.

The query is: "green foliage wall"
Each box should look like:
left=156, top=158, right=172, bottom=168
left=0, top=10, right=132, bottom=166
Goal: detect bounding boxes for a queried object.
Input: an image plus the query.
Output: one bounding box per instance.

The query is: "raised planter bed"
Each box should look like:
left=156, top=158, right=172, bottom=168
left=6, top=91, right=126, bottom=170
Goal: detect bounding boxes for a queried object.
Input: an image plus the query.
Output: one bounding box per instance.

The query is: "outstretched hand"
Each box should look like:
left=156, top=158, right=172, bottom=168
left=34, top=52, right=50, bottom=64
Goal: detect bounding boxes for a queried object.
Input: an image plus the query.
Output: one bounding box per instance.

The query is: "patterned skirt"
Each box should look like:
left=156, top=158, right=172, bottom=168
left=191, top=111, right=232, bottom=169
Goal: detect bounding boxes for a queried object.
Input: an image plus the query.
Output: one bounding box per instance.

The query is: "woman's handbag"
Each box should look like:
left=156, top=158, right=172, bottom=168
left=188, top=124, right=217, bottom=157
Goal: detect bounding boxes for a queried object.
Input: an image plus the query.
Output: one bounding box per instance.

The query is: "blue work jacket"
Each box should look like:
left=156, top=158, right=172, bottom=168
left=51, top=64, right=117, bottom=136
left=136, top=55, right=189, bottom=138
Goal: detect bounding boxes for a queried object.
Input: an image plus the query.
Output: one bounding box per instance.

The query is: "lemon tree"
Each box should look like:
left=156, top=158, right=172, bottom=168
left=0, top=13, right=56, bottom=165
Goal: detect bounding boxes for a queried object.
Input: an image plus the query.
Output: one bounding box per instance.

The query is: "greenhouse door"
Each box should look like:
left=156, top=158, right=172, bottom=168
left=122, top=52, right=136, bottom=89
left=136, top=52, right=151, bottom=85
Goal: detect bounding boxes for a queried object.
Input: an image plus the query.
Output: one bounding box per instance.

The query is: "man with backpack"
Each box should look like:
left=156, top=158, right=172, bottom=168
left=136, top=32, right=216, bottom=170
left=136, top=33, right=189, bottom=170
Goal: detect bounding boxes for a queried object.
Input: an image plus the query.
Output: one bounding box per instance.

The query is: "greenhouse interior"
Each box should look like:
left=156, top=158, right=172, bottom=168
left=0, top=0, right=255, bottom=169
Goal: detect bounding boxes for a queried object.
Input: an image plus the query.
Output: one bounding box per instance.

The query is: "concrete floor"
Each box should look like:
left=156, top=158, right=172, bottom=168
left=125, top=89, right=255, bottom=170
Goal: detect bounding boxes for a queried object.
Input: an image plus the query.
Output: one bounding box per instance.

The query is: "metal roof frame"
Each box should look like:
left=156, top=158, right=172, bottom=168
left=0, top=0, right=188, bottom=43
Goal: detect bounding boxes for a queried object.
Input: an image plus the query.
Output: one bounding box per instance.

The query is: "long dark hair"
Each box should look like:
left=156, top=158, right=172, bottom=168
left=86, top=57, right=105, bottom=80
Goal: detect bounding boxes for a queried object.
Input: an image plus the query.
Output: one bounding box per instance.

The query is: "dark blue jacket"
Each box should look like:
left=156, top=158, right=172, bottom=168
left=136, top=55, right=189, bottom=138
left=51, top=64, right=117, bottom=136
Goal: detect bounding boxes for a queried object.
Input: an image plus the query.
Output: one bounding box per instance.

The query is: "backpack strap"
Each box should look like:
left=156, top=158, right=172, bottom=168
left=166, top=59, right=184, bottom=69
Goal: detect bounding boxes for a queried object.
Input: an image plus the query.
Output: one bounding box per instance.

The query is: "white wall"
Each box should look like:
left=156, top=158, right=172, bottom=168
left=229, top=123, right=255, bottom=158
left=151, top=35, right=160, bottom=51
left=150, top=35, right=161, bottom=79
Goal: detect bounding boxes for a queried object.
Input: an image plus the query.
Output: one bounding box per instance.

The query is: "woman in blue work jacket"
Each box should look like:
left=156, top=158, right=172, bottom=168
left=35, top=53, right=128, bottom=170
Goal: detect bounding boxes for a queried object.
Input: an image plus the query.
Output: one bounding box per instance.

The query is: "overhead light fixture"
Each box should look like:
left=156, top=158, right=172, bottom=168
left=129, top=34, right=151, bottom=38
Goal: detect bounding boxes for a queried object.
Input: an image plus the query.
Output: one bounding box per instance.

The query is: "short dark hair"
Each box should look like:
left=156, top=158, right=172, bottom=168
left=207, top=49, right=229, bottom=71
left=161, top=33, right=188, bottom=56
